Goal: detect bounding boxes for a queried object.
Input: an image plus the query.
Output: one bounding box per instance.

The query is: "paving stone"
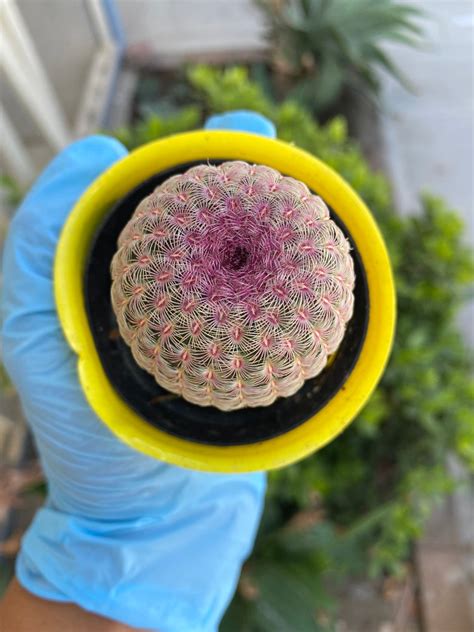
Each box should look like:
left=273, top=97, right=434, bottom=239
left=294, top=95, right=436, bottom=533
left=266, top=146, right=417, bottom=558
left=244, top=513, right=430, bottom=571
left=0, top=414, right=27, bottom=466
left=416, top=545, right=473, bottom=632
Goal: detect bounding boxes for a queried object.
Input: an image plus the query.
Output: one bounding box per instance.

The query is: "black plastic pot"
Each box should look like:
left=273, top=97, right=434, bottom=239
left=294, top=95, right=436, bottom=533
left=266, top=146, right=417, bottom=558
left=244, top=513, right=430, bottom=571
left=85, top=160, right=369, bottom=447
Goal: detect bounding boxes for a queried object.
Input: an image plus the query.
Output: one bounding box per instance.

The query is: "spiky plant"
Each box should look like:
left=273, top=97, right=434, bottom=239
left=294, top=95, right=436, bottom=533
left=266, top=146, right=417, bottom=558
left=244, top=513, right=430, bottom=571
left=257, top=0, right=423, bottom=112
left=111, top=161, right=355, bottom=411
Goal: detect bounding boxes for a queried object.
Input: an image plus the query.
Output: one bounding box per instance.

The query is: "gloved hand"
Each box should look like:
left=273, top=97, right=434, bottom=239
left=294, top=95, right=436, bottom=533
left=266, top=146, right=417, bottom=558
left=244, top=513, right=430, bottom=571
left=1, top=111, right=274, bottom=631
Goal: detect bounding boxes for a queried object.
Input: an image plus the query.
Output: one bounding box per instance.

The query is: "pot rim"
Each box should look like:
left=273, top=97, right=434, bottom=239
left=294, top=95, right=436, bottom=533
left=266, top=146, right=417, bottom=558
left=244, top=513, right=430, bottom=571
left=55, top=130, right=396, bottom=472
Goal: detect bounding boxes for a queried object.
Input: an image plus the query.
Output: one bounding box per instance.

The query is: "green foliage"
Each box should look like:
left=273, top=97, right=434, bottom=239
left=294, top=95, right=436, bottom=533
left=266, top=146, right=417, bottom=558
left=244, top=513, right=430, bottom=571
left=0, top=173, right=23, bottom=206
left=256, top=0, right=423, bottom=112
left=112, top=106, right=200, bottom=150
left=134, top=70, right=195, bottom=118
left=117, top=66, right=473, bottom=630
left=0, top=362, right=14, bottom=395
left=188, top=66, right=274, bottom=119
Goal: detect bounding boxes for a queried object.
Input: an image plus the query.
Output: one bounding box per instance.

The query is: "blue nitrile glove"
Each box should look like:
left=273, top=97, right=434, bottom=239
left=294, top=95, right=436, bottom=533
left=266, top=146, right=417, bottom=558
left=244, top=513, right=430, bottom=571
left=205, top=110, right=276, bottom=138
left=1, top=111, right=274, bottom=631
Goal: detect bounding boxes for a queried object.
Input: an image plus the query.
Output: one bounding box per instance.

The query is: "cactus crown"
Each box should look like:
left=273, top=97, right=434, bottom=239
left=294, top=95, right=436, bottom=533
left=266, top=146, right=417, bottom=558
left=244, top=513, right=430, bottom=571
left=111, top=161, right=355, bottom=411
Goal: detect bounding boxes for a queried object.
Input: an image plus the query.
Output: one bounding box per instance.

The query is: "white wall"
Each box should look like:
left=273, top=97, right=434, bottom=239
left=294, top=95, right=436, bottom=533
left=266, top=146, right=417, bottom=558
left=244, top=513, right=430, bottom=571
left=116, top=0, right=266, bottom=65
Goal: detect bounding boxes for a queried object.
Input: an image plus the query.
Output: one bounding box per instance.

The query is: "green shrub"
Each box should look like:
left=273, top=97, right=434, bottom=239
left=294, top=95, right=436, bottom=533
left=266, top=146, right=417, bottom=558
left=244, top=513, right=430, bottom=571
left=0, top=173, right=23, bottom=206
left=256, top=0, right=423, bottom=113
left=112, top=106, right=201, bottom=151
left=114, top=66, right=473, bottom=630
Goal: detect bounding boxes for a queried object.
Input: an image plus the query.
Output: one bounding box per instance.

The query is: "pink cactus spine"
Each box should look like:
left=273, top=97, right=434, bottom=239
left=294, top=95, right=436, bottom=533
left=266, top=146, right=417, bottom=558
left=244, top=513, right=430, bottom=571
left=111, top=161, right=355, bottom=411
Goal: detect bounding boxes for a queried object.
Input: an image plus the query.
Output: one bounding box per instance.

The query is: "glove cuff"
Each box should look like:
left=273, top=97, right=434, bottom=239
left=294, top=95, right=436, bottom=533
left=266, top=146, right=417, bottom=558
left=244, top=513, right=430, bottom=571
left=16, top=484, right=265, bottom=632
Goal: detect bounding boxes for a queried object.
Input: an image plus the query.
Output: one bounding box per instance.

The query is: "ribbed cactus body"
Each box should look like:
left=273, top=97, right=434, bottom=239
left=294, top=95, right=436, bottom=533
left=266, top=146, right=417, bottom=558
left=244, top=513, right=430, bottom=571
left=111, top=161, right=355, bottom=411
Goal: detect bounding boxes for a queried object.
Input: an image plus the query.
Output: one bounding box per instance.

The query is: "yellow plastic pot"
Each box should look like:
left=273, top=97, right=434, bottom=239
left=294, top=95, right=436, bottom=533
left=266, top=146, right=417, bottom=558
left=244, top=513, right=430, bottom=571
left=55, top=130, right=395, bottom=473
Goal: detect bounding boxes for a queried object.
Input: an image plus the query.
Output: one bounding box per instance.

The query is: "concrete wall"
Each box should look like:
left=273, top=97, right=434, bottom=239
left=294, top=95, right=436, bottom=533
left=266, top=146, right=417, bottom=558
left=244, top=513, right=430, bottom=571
left=116, top=0, right=266, bottom=65
left=379, top=0, right=473, bottom=343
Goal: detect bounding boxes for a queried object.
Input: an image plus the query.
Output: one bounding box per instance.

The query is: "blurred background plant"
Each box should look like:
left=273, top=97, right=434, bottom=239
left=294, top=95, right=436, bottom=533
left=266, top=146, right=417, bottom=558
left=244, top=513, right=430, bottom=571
left=255, top=0, right=423, bottom=114
left=109, top=66, right=474, bottom=630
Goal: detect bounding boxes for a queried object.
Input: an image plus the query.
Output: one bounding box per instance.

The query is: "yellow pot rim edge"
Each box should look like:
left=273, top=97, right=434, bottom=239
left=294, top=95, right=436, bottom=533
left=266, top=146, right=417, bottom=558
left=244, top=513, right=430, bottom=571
left=55, top=130, right=396, bottom=472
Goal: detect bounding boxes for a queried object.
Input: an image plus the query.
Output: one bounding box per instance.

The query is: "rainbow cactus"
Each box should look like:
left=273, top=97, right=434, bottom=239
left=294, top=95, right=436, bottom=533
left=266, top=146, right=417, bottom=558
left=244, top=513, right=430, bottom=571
left=111, top=161, right=355, bottom=411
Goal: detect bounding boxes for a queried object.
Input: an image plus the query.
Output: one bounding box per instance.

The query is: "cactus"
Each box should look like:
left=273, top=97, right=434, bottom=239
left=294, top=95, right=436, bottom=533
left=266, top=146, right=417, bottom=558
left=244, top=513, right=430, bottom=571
left=111, top=161, right=355, bottom=411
